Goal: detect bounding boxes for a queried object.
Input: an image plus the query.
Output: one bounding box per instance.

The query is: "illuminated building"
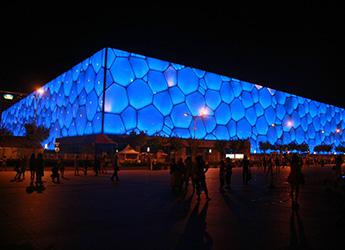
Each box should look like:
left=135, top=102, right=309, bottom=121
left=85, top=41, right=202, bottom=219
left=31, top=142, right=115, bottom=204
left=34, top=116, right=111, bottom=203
left=1, top=48, right=344, bottom=153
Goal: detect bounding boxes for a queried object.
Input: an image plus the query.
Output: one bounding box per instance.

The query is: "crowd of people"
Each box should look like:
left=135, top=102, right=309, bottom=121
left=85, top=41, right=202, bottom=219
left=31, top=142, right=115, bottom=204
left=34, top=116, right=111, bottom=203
left=2, top=151, right=344, bottom=209
left=5, top=153, right=120, bottom=189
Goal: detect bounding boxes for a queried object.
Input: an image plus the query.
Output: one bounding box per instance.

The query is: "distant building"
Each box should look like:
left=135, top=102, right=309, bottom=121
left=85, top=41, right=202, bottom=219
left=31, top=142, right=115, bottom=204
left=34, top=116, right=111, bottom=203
left=0, top=91, right=28, bottom=121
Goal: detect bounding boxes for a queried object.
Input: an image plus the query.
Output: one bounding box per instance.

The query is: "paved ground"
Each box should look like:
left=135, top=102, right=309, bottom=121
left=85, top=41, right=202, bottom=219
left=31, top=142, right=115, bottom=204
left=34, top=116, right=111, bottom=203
left=1, top=164, right=345, bottom=249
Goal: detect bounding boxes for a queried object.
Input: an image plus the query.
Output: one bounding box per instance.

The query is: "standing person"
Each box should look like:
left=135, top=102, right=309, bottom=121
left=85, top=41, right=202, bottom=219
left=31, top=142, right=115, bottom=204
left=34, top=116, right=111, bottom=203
left=194, top=155, right=211, bottom=201
left=84, top=156, right=90, bottom=175
left=74, top=155, right=80, bottom=176
left=110, top=154, right=120, bottom=181
left=225, top=157, right=234, bottom=189
left=94, top=155, right=100, bottom=176
left=219, top=160, right=226, bottom=192
left=335, top=155, right=343, bottom=182
left=58, top=156, right=65, bottom=178
left=36, top=153, right=44, bottom=188
left=29, top=153, right=36, bottom=185
left=275, top=157, right=280, bottom=173
left=18, top=156, right=27, bottom=180
left=286, top=153, right=303, bottom=209
left=101, top=155, right=108, bottom=174
left=0, top=156, right=7, bottom=171
left=242, top=155, right=250, bottom=185
left=184, top=157, right=195, bottom=193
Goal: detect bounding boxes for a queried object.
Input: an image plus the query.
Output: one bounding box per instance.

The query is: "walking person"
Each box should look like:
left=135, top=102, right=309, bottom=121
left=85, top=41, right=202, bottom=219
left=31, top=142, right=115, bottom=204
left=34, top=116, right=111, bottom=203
left=286, top=153, right=304, bottom=209
left=13, top=158, right=21, bottom=180
left=219, top=160, right=226, bottom=192
left=225, top=157, right=234, bottom=189
left=242, top=155, right=250, bottom=185
left=74, top=155, right=80, bottom=176
left=110, top=154, right=120, bottom=181
left=194, top=155, right=211, bottom=201
left=29, top=153, right=36, bottom=185
left=184, top=157, right=195, bottom=193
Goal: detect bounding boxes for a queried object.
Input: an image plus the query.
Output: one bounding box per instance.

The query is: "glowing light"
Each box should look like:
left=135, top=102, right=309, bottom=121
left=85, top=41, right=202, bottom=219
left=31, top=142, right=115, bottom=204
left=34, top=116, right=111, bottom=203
left=3, top=94, right=13, bottom=100
left=37, top=88, right=44, bottom=94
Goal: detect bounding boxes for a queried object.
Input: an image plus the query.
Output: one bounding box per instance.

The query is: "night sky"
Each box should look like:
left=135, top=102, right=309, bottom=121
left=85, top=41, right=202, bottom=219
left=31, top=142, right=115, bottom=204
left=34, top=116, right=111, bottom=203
left=1, top=3, right=344, bottom=108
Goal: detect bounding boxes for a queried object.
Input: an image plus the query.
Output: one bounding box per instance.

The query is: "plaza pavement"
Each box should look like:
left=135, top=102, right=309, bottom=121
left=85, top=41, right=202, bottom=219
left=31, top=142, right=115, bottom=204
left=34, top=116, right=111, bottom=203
left=0, top=164, right=344, bottom=250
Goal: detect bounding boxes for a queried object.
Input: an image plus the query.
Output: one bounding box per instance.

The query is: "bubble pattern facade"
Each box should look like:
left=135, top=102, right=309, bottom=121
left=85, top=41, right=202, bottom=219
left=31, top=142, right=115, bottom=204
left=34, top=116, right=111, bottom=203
left=1, top=48, right=345, bottom=152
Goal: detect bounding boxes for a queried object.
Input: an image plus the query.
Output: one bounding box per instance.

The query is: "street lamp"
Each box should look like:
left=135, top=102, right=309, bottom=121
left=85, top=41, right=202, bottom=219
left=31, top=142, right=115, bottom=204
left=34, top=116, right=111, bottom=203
left=184, top=109, right=207, bottom=139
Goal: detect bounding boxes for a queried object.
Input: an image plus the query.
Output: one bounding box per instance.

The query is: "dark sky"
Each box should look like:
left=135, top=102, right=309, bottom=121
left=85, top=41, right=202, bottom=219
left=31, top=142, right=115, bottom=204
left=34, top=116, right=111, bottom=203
left=1, top=3, right=344, bottom=107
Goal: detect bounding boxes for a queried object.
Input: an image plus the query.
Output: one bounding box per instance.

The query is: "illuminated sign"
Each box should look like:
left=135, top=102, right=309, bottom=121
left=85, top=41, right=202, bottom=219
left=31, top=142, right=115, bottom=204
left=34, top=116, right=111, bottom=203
left=3, top=94, right=13, bottom=100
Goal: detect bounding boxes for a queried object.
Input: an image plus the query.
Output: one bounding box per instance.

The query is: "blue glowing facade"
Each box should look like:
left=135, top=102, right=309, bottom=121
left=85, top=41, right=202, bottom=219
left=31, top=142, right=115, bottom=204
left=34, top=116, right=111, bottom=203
left=2, top=48, right=345, bottom=152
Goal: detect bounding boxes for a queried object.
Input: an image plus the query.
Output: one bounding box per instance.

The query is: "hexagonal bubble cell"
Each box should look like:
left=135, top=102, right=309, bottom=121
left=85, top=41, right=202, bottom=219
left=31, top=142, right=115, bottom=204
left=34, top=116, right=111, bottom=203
left=214, top=125, right=230, bottom=140
left=148, top=70, right=168, bottom=93
left=110, top=57, right=135, bottom=87
left=147, top=57, right=170, bottom=71
left=86, top=91, right=99, bottom=121
left=104, top=113, right=126, bottom=134
left=138, top=105, right=164, bottom=136
left=171, top=103, right=192, bottom=129
left=130, top=57, right=149, bottom=78
left=92, top=112, right=102, bottom=134
left=267, top=126, right=277, bottom=144
left=153, top=91, right=173, bottom=116
left=230, top=98, right=245, bottom=122
left=215, top=103, right=231, bottom=125
left=90, top=49, right=104, bottom=73
left=104, top=83, right=128, bottom=114
left=204, top=72, right=222, bottom=91
left=241, top=91, right=254, bottom=109
left=264, top=106, right=276, bottom=127
left=203, top=116, right=216, bottom=133
left=63, top=70, right=73, bottom=96
left=121, top=106, right=137, bottom=131
left=231, top=80, right=242, bottom=97
left=205, top=90, right=221, bottom=111
left=84, top=66, right=96, bottom=94
left=185, top=92, right=205, bottom=116
left=127, top=79, right=153, bottom=110
left=169, top=86, right=185, bottom=105
left=256, top=116, right=269, bottom=135
left=220, top=82, right=234, bottom=104
left=259, top=88, right=272, bottom=109
left=246, top=107, right=257, bottom=126
left=76, top=106, right=87, bottom=136
left=177, top=67, right=199, bottom=95
left=95, top=69, right=104, bottom=96
left=285, top=96, right=298, bottom=115
left=237, top=118, right=252, bottom=139
left=164, top=66, right=177, bottom=87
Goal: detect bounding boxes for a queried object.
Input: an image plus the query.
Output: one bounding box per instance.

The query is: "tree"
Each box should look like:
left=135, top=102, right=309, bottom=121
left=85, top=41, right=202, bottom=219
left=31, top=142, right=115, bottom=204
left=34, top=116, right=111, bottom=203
left=24, top=123, right=50, bottom=143
left=169, top=136, right=185, bottom=161
left=259, top=141, right=272, bottom=154
left=127, top=131, right=147, bottom=152
left=298, top=142, right=310, bottom=154
left=0, top=125, right=13, bottom=147
left=214, top=140, right=228, bottom=159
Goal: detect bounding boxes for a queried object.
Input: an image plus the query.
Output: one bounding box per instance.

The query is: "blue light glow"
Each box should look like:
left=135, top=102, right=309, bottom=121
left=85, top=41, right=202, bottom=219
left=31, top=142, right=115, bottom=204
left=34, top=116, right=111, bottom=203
left=1, top=47, right=345, bottom=153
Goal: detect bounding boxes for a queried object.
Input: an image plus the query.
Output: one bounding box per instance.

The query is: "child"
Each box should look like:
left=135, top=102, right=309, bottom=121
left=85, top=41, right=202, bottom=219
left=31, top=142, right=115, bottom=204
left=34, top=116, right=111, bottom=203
left=219, top=160, right=226, bottom=192
left=51, top=165, right=60, bottom=183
